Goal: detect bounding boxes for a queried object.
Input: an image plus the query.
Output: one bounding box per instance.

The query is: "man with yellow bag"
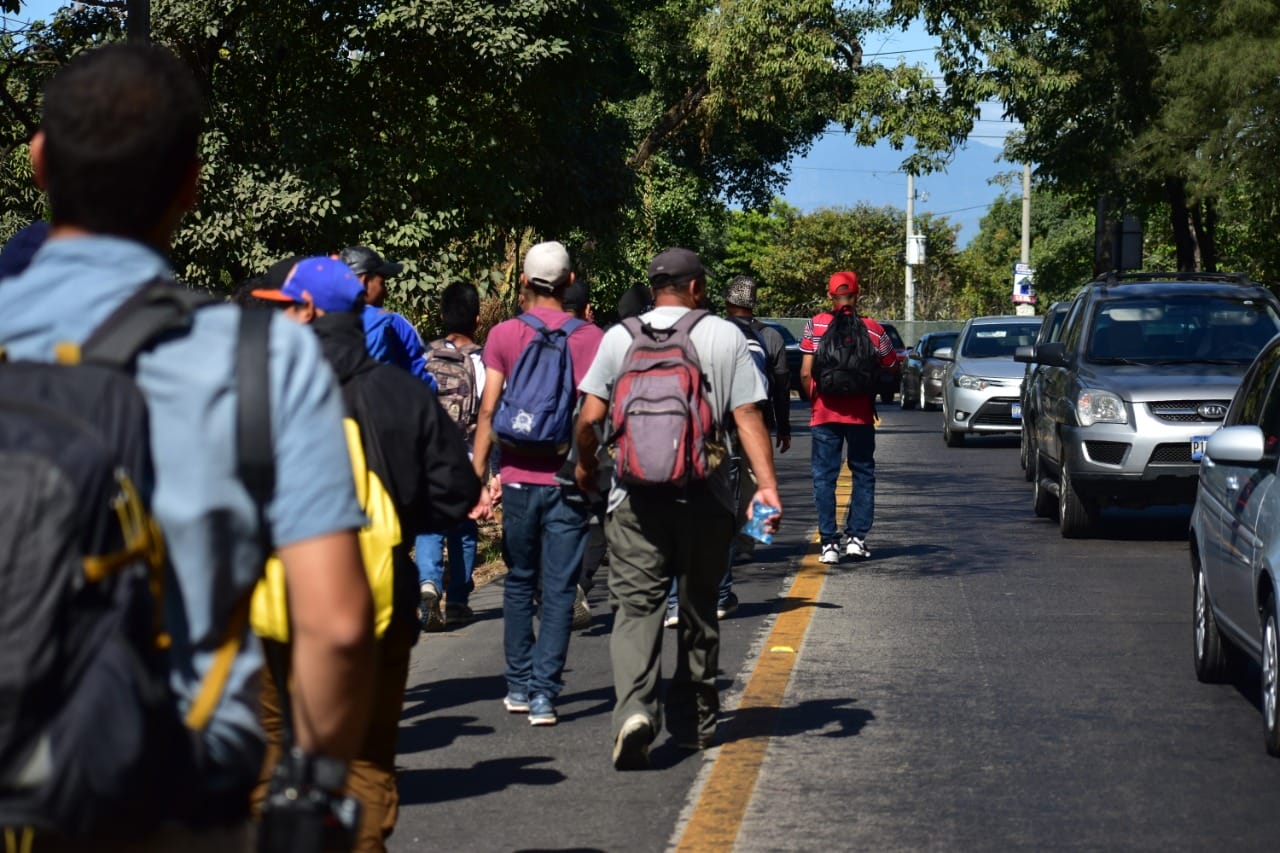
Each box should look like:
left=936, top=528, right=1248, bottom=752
left=247, top=257, right=481, bottom=851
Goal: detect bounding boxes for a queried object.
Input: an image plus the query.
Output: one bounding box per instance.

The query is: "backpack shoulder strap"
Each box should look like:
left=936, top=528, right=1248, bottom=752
left=517, top=313, right=547, bottom=333
left=79, top=278, right=214, bottom=369
left=560, top=317, right=585, bottom=337
left=189, top=305, right=272, bottom=733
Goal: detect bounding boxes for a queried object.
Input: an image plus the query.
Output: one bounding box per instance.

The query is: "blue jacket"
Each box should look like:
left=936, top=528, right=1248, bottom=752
left=362, top=305, right=437, bottom=391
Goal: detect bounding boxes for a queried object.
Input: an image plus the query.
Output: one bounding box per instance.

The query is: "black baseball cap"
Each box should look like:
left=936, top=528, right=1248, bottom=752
left=339, top=245, right=404, bottom=277
left=647, top=247, right=704, bottom=285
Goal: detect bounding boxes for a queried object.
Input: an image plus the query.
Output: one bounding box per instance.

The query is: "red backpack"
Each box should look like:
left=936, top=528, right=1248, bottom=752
left=609, top=309, right=717, bottom=487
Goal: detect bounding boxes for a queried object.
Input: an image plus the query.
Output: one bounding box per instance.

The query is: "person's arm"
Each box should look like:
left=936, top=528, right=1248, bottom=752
left=800, top=352, right=815, bottom=400
left=732, top=403, right=782, bottom=532
left=279, top=530, right=374, bottom=760
left=574, top=392, right=609, bottom=492
left=472, top=365, right=506, bottom=482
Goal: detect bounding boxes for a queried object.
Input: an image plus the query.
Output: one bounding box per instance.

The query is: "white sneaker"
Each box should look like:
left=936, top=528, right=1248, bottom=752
left=845, top=536, right=870, bottom=558
left=819, top=541, right=841, bottom=564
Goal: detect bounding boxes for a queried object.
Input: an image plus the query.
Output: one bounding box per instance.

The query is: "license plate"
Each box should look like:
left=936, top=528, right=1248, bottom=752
left=1191, top=434, right=1209, bottom=462
left=1010, top=402, right=1022, bottom=420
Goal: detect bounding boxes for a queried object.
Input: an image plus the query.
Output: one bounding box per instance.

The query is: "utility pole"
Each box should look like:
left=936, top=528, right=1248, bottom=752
left=904, top=173, right=915, bottom=323
left=1014, top=163, right=1035, bottom=316
left=1020, top=163, right=1031, bottom=266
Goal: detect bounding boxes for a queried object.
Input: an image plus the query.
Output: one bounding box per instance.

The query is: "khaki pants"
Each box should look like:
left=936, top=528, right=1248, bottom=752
left=605, top=490, right=734, bottom=744
left=252, top=621, right=415, bottom=853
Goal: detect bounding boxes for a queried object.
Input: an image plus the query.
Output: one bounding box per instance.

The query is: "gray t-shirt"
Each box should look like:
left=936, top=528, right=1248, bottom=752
left=579, top=305, right=766, bottom=513
left=0, top=236, right=366, bottom=779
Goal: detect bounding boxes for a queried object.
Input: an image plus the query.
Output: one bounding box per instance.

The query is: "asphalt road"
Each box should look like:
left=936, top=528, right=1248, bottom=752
left=389, top=402, right=1280, bottom=852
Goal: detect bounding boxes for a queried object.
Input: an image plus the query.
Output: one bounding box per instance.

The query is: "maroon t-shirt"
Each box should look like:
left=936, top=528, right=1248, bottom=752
left=484, top=306, right=603, bottom=485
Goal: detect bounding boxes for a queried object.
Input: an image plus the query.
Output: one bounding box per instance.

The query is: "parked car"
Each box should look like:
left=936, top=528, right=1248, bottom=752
left=877, top=322, right=908, bottom=405
left=759, top=320, right=803, bottom=397
left=940, top=315, right=1043, bottom=447
left=1019, top=302, right=1071, bottom=481
left=899, top=329, right=959, bottom=410
left=1017, top=271, right=1280, bottom=537
left=1189, top=336, right=1280, bottom=755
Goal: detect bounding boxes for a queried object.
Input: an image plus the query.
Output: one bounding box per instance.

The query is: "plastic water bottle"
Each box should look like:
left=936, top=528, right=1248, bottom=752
left=742, top=500, right=781, bottom=545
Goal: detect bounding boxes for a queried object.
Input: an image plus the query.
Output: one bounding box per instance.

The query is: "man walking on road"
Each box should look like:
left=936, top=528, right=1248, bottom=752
left=0, top=43, right=375, bottom=847
left=799, top=271, right=896, bottom=564
left=472, top=241, right=603, bottom=727
left=574, top=248, right=783, bottom=770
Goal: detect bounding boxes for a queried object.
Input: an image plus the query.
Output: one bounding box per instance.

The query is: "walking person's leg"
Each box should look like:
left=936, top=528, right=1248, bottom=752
left=810, top=423, right=844, bottom=560
left=528, top=487, right=590, bottom=723
left=844, top=423, right=876, bottom=557
left=668, top=496, right=735, bottom=748
left=414, top=532, right=446, bottom=631
left=500, top=484, right=540, bottom=710
left=444, top=518, right=478, bottom=625
left=605, top=494, right=674, bottom=766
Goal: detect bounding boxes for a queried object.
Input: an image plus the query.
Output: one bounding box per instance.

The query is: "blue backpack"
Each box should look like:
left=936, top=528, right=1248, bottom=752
left=493, top=314, right=584, bottom=456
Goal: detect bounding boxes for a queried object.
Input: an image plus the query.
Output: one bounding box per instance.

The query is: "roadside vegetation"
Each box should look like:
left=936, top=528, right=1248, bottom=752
left=4, top=1, right=1280, bottom=330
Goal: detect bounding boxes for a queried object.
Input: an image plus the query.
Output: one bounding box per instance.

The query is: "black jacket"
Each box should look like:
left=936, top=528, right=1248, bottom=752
left=310, top=312, right=480, bottom=628
left=312, top=311, right=479, bottom=534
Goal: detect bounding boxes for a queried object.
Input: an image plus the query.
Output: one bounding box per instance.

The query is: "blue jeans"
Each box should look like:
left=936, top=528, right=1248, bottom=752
left=501, top=483, right=589, bottom=699
left=811, top=422, right=876, bottom=543
left=415, top=519, right=478, bottom=606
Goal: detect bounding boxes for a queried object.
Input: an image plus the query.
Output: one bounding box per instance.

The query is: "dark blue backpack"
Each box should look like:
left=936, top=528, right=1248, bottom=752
left=493, top=314, right=584, bottom=456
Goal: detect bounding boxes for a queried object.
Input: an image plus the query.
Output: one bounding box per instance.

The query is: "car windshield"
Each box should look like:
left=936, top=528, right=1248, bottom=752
left=1086, top=295, right=1280, bottom=364
left=925, top=332, right=958, bottom=356
left=959, top=321, right=1041, bottom=358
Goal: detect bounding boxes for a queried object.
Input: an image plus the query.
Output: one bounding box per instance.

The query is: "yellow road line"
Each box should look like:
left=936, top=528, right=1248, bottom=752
left=675, top=471, right=852, bottom=853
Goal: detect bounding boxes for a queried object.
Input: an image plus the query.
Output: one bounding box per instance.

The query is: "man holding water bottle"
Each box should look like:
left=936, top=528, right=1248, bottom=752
left=573, top=247, right=783, bottom=770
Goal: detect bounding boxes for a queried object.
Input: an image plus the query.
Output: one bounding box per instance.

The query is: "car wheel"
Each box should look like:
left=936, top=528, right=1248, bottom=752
left=1032, top=458, right=1056, bottom=519
left=1192, top=558, right=1230, bottom=683
left=919, top=378, right=935, bottom=411
left=899, top=375, right=915, bottom=410
left=1058, top=465, right=1097, bottom=538
left=943, top=422, right=964, bottom=447
left=1264, top=604, right=1280, bottom=756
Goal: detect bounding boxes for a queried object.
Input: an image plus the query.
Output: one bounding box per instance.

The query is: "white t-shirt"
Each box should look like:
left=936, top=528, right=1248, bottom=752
left=579, top=305, right=766, bottom=512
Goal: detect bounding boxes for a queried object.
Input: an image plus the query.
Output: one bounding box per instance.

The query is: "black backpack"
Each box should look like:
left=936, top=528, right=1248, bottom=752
left=813, top=306, right=877, bottom=397
left=0, top=281, right=270, bottom=842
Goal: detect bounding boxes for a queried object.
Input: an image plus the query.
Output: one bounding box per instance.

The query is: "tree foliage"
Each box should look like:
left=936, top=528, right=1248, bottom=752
left=1, top=0, right=977, bottom=328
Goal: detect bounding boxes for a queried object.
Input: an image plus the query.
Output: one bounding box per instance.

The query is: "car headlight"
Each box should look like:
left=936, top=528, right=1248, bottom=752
left=1076, top=389, right=1127, bottom=426
left=955, top=373, right=988, bottom=391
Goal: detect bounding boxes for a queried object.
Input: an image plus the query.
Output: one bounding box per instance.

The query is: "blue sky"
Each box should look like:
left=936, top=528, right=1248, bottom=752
left=7, top=4, right=1018, bottom=247
left=781, top=22, right=1023, bottom=248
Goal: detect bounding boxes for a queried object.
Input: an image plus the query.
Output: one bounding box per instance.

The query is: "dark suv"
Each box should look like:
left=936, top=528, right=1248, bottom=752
left=1016, top=272, right=1280, bottom=537
left=1019, top=301, right=1070, bottom=480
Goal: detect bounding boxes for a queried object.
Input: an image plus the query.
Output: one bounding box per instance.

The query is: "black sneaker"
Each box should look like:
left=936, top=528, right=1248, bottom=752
left=444, top=602, right=474, bottom=627
left=716, top=592, right=739, bottom=620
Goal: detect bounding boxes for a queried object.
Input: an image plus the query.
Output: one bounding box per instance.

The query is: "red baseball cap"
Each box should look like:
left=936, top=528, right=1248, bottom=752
left=828, top=271, right=859, bottom=296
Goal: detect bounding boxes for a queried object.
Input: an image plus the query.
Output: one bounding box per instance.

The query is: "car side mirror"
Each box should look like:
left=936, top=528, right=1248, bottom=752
left=1205, top=425, right=1266, bottom=465
left=1035, top=341, right=1070, bottom=367
left=933, top=346, right=954, bottom=361
left=1013, top=345, right=1036, bottom=364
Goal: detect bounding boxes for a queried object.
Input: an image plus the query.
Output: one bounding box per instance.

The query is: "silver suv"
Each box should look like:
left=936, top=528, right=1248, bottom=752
left=1018, top=272, right=1280, bottom=537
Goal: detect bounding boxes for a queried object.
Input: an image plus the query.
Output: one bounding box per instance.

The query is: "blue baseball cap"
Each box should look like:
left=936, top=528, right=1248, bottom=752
left=251, top=256, right=365, bottom=312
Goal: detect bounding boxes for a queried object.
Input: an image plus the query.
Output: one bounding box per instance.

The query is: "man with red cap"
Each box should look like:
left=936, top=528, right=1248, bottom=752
left=799, top=271, right=896, bottom=564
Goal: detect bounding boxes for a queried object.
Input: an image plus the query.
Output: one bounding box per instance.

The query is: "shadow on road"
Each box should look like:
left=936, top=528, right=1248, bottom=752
left=401, top=675, right=507, bottom=721
left=397, top=756, right=566, bottom=805
left=717, top=696, right=875, bottom=745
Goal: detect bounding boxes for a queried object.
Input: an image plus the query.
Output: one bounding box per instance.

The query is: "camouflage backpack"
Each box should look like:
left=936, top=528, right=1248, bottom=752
left=425, top=338, right=481, bottom=438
